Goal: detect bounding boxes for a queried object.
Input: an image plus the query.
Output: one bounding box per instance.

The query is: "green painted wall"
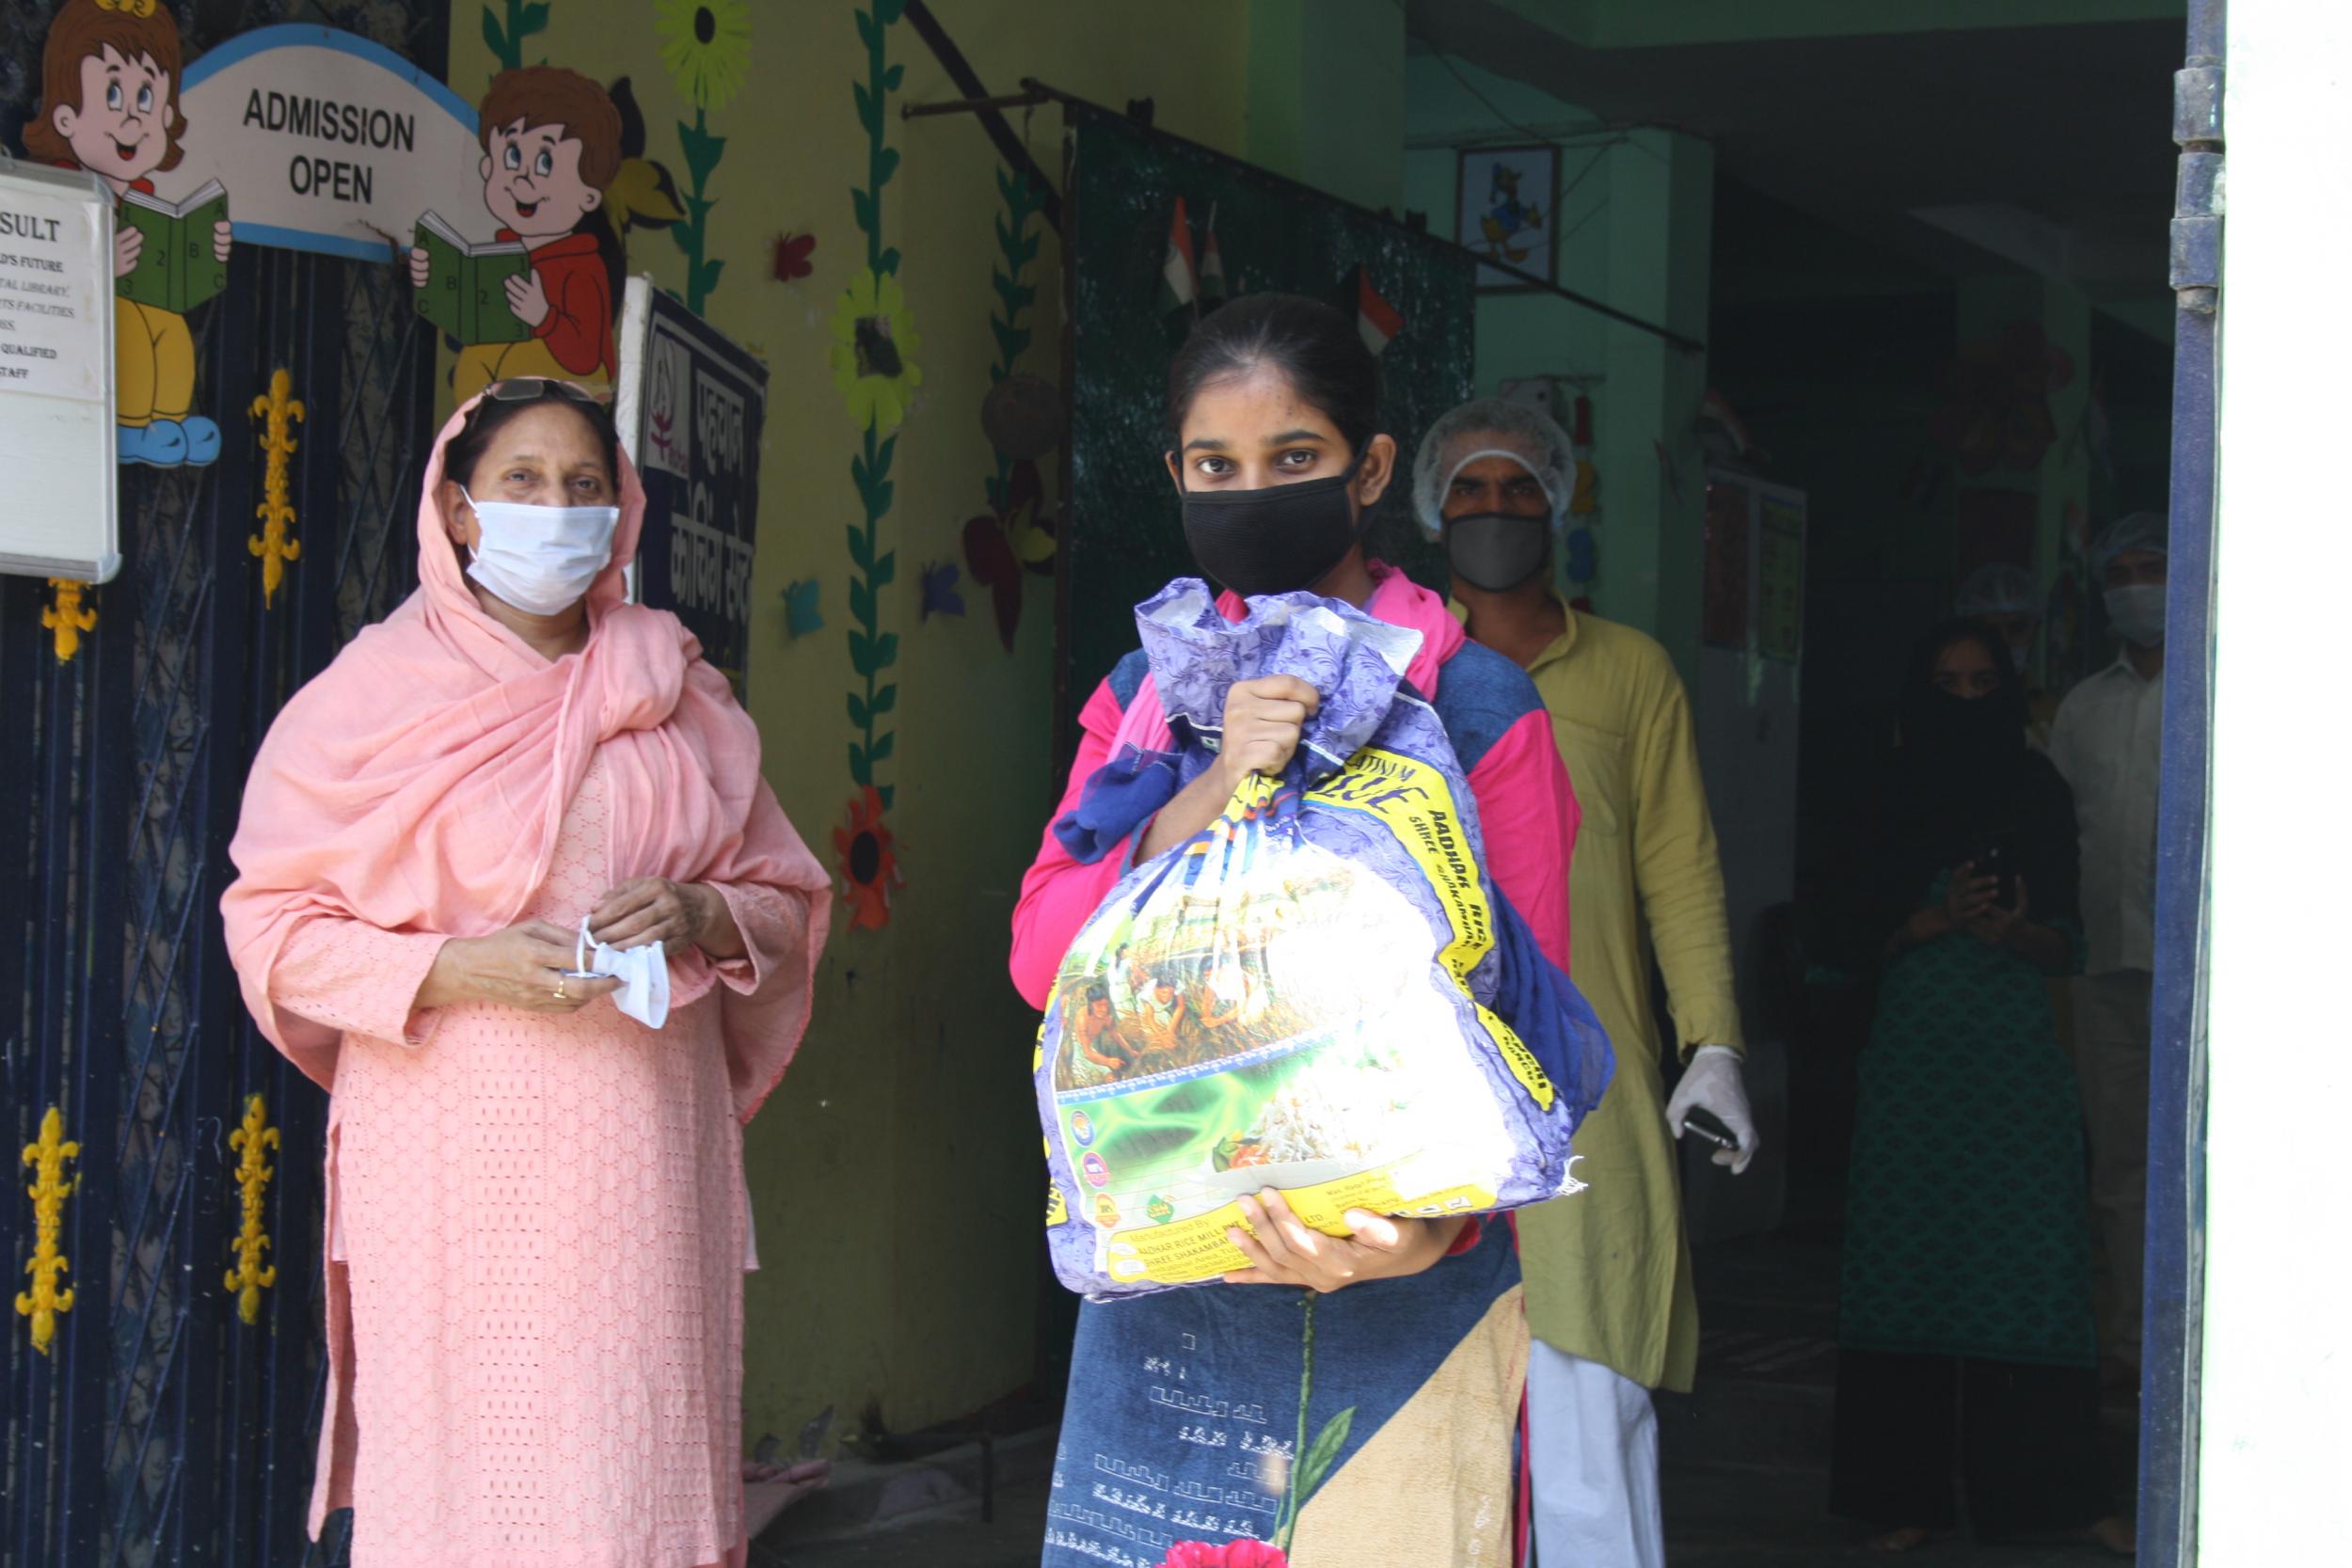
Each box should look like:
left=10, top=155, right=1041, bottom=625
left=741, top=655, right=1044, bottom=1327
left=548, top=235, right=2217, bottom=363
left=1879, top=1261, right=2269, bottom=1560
left=1492, top=0, right=2183, bottom=50
left=1247, top=0, right=1406, bottom=211
left=1398, top=53, right=1714, bottom=677
left=448, top=0, right=1257, bottom=1448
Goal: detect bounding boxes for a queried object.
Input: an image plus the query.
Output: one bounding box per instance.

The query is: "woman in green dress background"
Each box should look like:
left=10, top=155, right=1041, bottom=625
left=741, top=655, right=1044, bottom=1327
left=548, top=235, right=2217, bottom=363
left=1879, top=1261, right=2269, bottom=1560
left=1830, top=618, right=2132, bottom=1556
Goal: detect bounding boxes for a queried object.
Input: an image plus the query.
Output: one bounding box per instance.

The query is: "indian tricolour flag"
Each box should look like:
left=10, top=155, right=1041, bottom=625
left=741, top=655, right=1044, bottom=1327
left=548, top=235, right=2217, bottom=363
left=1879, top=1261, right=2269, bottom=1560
left=1357, top=267, right=1405, bottom=356
left=1199, top=203, right=1228, bottom=308
left=1159, top=196, right=1199, bottom=316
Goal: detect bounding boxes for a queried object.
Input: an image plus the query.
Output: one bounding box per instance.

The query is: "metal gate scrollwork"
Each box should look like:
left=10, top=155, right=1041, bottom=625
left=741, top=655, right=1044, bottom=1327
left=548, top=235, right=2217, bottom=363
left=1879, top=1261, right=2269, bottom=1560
left=2, top=5, right=450, bottom=1565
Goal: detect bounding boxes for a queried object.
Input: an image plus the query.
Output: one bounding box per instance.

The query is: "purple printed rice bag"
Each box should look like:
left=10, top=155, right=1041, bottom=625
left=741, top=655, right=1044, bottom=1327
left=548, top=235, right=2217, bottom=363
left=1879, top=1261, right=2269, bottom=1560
left=1036, top=581, right=1612, bottom=1300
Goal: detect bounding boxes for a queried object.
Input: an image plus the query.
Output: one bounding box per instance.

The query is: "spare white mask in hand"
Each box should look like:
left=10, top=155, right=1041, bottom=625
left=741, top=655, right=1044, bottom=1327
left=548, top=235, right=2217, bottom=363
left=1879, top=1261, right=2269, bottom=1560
left=576, top=916, right=671, bottom=1029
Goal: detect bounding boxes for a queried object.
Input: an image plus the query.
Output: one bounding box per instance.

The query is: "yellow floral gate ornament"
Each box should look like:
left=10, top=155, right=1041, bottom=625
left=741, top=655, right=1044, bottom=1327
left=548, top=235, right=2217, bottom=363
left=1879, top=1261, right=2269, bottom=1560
left=247, top=369, right=305, bottom=608
left=224, top=1093, right=280, bottom=1325
left=40, top=579, right=97, bottom=664
left=15, top=1106, right=80, bottom=1355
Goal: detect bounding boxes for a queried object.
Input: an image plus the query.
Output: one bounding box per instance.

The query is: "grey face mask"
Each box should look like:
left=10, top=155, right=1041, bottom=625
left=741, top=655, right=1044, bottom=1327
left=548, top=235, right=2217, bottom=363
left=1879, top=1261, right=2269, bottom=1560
left=2104, top=582, right=2167, bottom=648
left=1445, top=512, right=1550, bottom=593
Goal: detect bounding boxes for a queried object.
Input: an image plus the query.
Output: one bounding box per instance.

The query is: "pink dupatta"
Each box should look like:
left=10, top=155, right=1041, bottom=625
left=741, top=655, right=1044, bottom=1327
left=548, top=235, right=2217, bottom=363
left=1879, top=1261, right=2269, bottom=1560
left=221, top=393, right=830, bottom=1120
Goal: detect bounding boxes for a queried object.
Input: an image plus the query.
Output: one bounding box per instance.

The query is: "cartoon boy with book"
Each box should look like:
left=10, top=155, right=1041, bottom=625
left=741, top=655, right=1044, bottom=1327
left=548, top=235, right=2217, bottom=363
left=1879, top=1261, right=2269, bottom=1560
left=410, top=68, right=621, bottom=401
left=24, top=0, right=234, bottom=467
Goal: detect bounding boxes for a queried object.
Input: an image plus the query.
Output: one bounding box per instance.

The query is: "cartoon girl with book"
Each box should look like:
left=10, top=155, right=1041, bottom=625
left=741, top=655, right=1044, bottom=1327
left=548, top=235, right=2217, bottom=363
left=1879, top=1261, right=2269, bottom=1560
left=24, top=0, right=233, bottom=467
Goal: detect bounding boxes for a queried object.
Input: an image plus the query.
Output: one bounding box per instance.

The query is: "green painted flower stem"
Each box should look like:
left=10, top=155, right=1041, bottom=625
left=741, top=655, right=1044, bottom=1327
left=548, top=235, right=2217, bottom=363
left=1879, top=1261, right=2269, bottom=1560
left=982, top=169, right=1042, bottom=516
left=845, top=0, right=904, bottom=811
left=671, top=107, right=725, bottom=316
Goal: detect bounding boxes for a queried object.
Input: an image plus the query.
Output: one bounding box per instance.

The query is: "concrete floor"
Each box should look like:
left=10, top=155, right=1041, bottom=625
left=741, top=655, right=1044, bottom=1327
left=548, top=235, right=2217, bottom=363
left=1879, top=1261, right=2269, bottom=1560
left=755, top=1215, right=2140, bottom=1567
left=756, top=1463, right=2133, bottom=1568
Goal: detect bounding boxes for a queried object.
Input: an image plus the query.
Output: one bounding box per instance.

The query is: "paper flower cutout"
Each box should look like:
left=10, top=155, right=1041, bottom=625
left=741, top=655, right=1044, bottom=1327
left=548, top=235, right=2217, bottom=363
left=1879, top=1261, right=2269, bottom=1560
left=773, top=231, right=816, bottom=282
left=962, top=458, right=1056, bottom=652
left=783, top=579, right=824, bottom=639
left=833, top=785, right=899, bottom=931
left=603, top=78, right=686, bottom=239
left=829, top=267, right=924, bottom=434
left=919, top=561, right=964, bottom=621
left=655, top=0, right=752, bottom=113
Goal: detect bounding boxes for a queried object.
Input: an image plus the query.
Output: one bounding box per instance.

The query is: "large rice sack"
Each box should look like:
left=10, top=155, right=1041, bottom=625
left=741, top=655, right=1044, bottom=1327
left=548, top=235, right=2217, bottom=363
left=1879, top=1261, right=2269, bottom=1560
left=1037, top=581, right=1612, bottom=1299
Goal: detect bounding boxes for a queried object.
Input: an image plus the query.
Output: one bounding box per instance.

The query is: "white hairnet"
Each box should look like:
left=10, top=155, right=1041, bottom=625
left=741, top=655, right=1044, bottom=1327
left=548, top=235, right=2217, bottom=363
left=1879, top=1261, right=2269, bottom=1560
left=1954, top=563, right=2039, bottom=619
left=2092, top=511, right=2168, bottom=574
left=1410, top=397, right=1575, bottom=540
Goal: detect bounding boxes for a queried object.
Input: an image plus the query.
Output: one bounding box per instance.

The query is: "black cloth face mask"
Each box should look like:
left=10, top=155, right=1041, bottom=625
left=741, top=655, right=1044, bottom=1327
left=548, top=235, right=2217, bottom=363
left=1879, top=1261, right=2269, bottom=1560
left=1445, top=511, right=1550, bottom=593
left=1178, top=449, right=1370, bottom=599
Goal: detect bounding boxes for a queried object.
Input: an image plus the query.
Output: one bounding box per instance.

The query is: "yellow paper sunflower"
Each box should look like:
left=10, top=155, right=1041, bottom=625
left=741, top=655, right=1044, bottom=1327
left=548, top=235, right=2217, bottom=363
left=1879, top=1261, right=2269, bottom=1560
left=655, top=0, right=752, bottom=114
left=829, top=267, right=925, bottom=434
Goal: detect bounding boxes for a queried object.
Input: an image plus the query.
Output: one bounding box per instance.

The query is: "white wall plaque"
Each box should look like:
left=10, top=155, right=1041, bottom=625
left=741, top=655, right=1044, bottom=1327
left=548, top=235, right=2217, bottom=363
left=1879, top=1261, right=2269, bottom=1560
left=0, top=158, right=119, bottom=582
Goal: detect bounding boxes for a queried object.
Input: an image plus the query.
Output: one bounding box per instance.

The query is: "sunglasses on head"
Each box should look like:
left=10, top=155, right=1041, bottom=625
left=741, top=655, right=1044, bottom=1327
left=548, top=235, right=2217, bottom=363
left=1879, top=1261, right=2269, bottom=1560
left=482, top=377, right=603, bottom=406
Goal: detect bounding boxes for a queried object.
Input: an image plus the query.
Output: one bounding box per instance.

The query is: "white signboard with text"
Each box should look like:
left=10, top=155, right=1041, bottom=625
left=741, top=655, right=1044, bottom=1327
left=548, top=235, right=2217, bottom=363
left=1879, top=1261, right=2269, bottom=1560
left=0, top=161, right=119, bottom=581
left=616, top=277, right=767, bottom=696
left=175, top=24, right=492, bottom=261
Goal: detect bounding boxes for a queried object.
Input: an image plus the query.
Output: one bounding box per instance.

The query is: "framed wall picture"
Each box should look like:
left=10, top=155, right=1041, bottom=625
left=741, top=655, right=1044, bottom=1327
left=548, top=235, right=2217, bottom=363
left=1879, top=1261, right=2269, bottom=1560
left=1456, top=144, right=1559, bottom=291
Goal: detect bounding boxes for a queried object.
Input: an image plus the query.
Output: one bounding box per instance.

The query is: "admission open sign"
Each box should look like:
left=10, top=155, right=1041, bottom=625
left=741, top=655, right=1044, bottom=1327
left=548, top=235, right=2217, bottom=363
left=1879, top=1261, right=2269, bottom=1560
left=174, top=25, right=491, bottom=261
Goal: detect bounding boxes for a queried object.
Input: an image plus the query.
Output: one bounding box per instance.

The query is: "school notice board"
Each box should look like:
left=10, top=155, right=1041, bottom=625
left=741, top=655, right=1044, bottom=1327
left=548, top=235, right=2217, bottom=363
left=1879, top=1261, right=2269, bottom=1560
left=0, top=162, right=119, bottom=582
left=616, top=276, right=768, bottom=700
left=1059, top=104, right=1476, bottom=760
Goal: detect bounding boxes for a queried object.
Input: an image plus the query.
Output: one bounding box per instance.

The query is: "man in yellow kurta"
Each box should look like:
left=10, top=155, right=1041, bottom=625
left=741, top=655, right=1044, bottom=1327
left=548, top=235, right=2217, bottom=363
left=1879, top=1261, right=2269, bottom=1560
left=1414, top=398, right=1756, bottom=1568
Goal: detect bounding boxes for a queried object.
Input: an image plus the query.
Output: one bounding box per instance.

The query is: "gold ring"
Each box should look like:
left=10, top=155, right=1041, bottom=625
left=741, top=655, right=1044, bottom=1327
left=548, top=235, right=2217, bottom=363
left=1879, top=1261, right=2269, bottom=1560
left=554, top=976, right=568, bottom=1002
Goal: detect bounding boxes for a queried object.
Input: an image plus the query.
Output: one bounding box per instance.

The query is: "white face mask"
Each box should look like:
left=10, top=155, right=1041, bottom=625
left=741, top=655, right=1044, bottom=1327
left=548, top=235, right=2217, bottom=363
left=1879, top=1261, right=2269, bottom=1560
left=576, top=917, right=670, bottom=1029
left=460, top=485, right=620, bottom=615
left=2104, top=582, right=2167, bottom=648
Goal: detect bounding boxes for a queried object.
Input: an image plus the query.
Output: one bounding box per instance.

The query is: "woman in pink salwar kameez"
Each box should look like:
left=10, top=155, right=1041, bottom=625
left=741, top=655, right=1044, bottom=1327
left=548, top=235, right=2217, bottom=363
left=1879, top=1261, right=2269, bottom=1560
left=222, top=380, right=829, bottom=1568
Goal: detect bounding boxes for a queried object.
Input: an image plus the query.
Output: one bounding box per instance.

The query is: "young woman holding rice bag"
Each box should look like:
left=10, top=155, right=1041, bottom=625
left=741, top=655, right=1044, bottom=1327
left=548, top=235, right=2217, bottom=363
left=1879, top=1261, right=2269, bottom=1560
left=1009, top=293, right=1600, bottom=1568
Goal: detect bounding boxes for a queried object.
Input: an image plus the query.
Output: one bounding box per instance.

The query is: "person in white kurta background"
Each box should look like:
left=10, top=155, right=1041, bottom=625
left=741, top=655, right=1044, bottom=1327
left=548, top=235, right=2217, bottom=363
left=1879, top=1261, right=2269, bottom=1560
left=2047, top=510, right=2169, bottom=1386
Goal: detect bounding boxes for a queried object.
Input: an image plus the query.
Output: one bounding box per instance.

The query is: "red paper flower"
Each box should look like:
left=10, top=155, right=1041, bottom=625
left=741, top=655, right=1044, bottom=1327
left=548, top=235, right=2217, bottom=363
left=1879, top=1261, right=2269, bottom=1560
left=1158, top=1543, right=1289, bottom=1568
left=962, top=458, right=1057, bottom=652
left=832, top=786, right=898, bottom=930
left=773, top=231, right=817, bottom=282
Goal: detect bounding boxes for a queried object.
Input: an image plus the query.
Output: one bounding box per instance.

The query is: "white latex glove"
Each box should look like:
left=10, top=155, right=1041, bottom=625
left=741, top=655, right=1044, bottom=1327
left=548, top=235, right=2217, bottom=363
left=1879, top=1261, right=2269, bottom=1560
left=1664, top=1045, right=1756, bottom=1174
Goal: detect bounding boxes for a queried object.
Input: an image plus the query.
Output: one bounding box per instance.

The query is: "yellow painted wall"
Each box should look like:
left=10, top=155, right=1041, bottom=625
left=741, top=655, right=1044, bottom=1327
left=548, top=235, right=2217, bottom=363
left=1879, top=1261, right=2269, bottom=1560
left=448, top=0, right=1250, bottom=1441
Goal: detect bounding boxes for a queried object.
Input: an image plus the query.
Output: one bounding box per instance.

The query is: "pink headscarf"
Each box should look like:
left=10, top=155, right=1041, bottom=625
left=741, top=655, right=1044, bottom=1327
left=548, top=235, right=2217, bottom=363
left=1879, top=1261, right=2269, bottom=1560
left=222, top=391, right=829, bottom=1115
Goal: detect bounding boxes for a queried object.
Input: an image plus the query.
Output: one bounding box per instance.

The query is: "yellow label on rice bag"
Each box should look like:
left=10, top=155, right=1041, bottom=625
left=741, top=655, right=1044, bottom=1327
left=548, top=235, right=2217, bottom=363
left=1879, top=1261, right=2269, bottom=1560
left=1310, top=749, right=1554, bottom=1111
left=1098, top=1169, right=1502, bottom=1286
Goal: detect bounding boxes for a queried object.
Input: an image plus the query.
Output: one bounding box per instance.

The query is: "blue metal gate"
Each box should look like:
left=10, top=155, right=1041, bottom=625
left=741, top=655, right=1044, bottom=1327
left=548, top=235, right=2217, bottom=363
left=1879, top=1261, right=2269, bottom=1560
left=2139, top=3, right=2222, bottom=1563
left=3, top=7, right=447, bottom=1563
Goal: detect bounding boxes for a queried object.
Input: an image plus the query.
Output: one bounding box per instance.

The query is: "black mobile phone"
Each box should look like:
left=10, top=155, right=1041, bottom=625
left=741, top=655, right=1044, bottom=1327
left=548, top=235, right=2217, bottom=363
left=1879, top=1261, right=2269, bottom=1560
left=1966, top=832, right=2020, bottom=908
left=1682, top=1107, right=1740, bottom=1150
